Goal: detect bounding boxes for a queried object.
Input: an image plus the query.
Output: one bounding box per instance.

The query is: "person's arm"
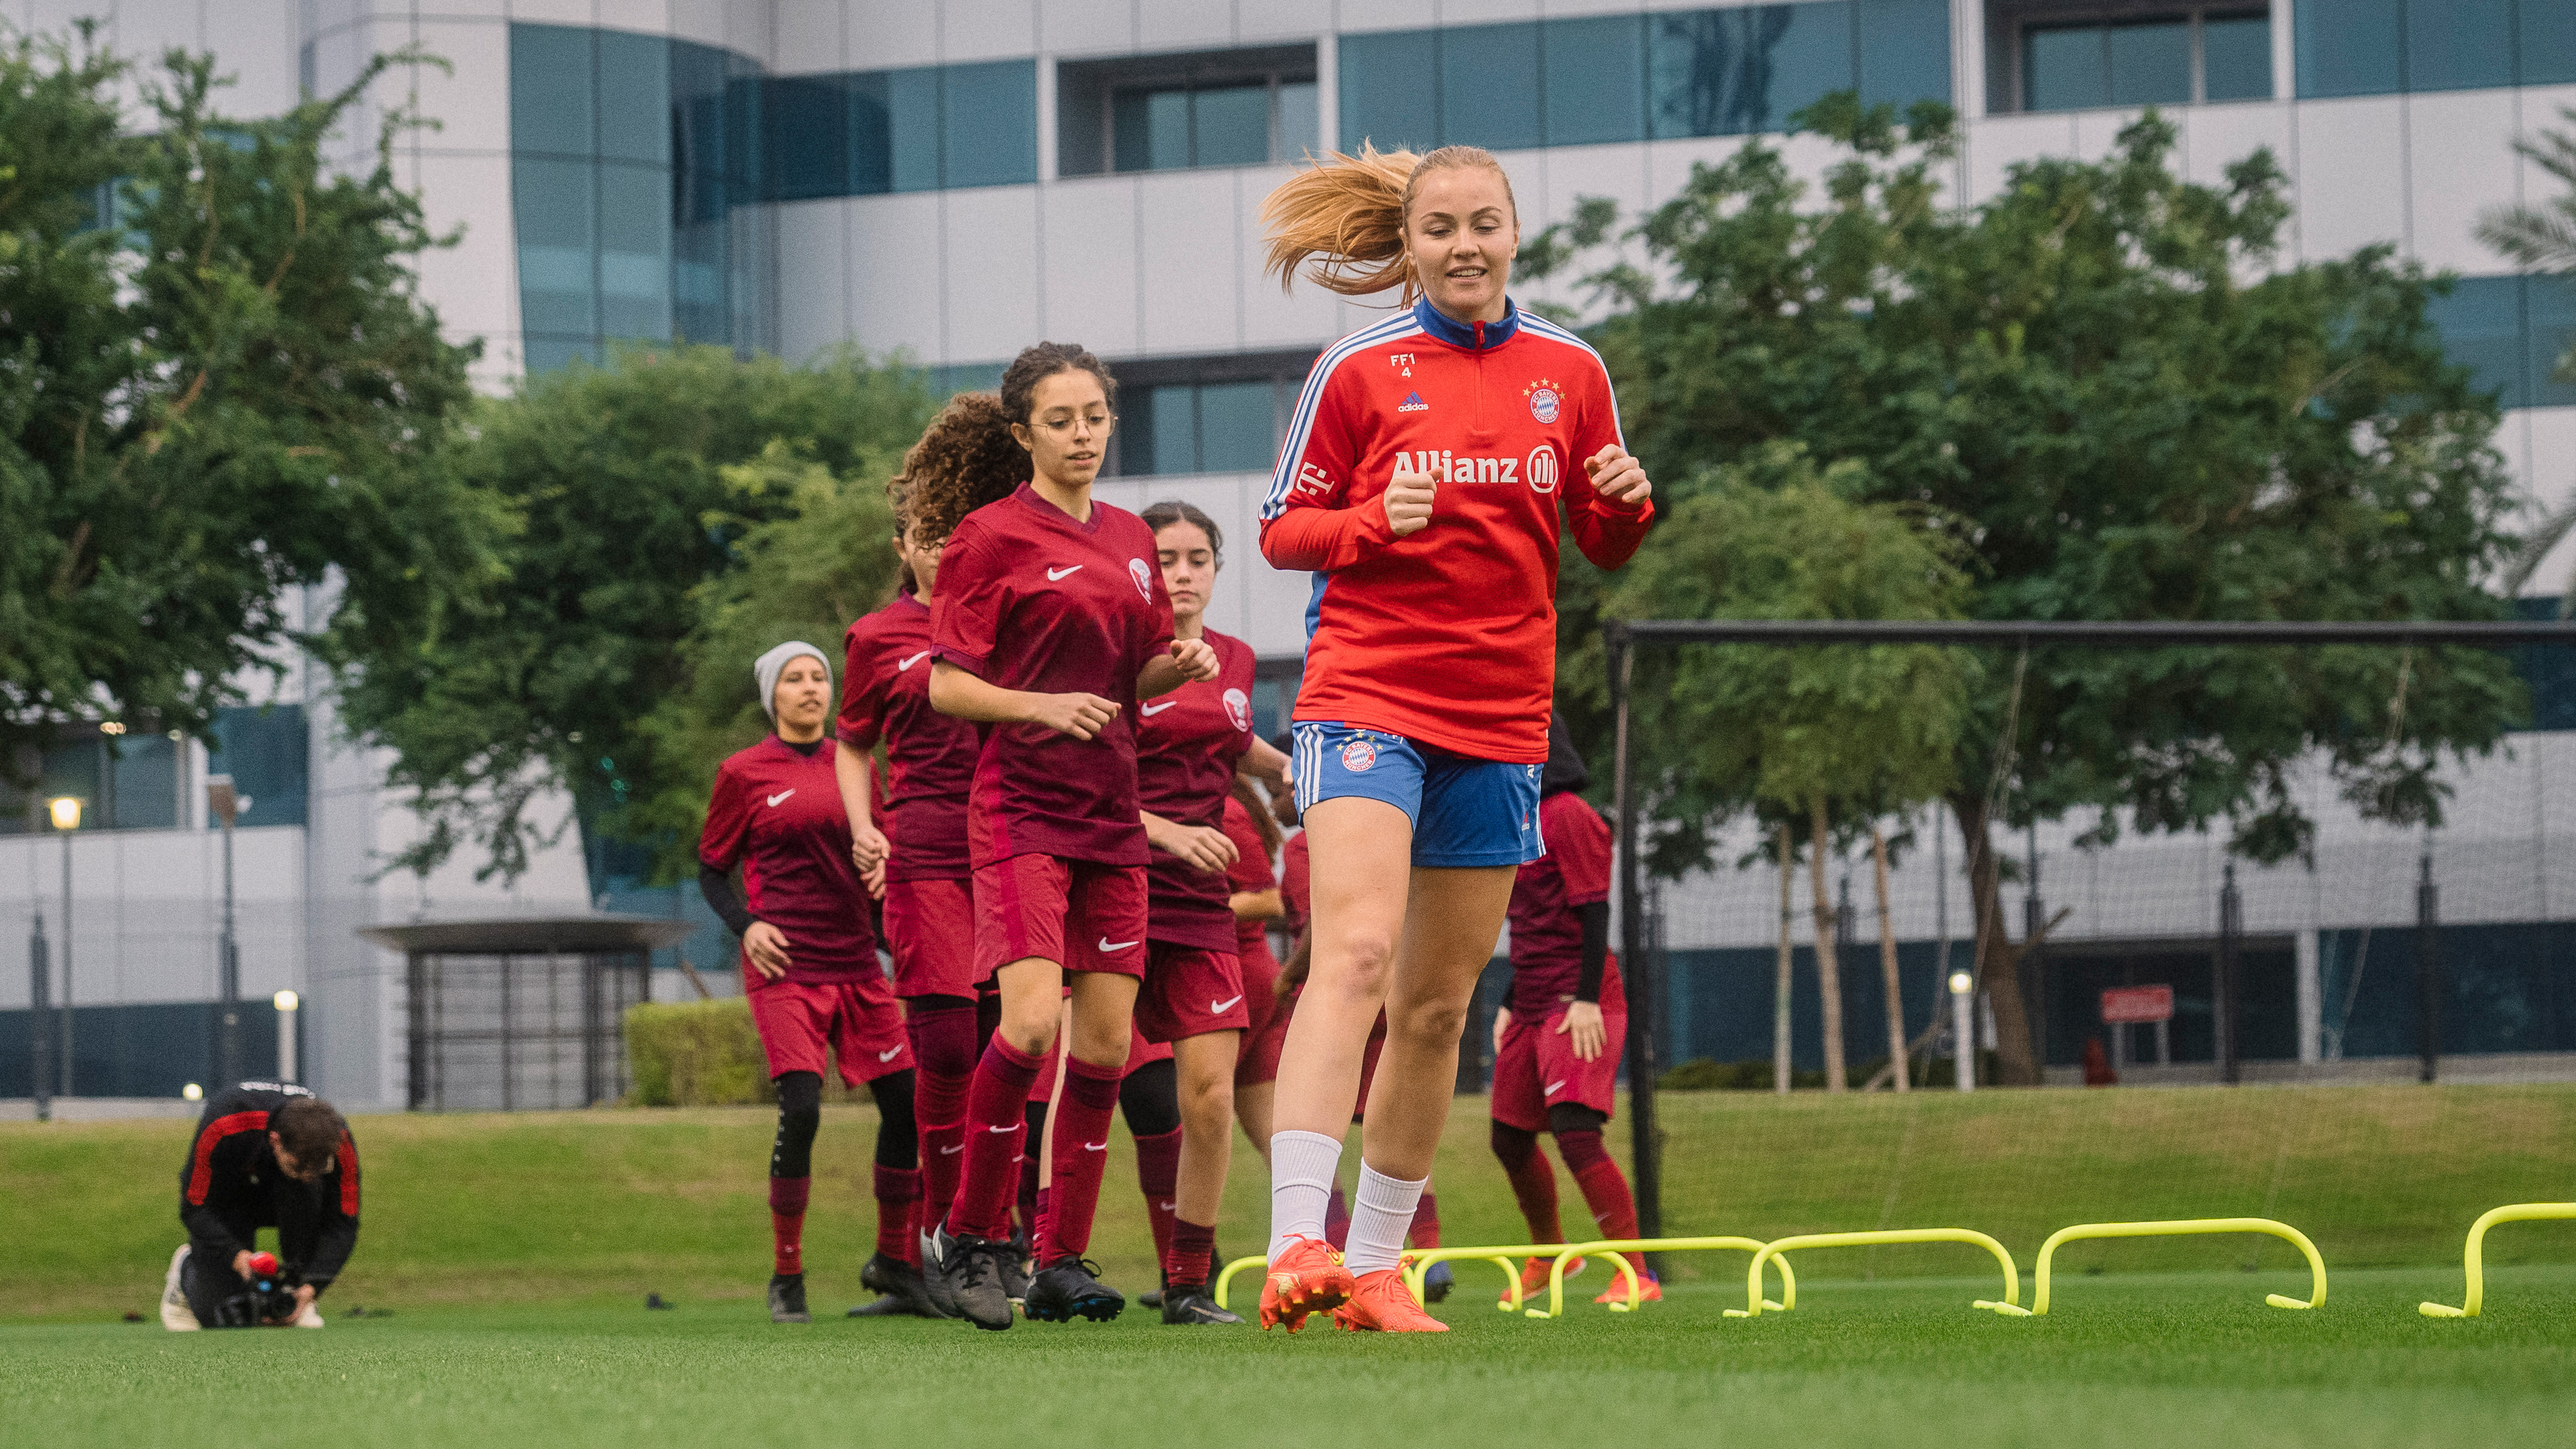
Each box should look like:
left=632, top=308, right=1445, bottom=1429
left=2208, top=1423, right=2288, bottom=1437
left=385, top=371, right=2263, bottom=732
left=833, top=745, right=888, bottom=892
left=1138, top=639, right=1221, bottom=699
left=1237, top=733, right=1290, bottom=786
left=1143, top=808, right=1238, bottom=874
left=298, top=1132, right=360, bottom=1298
left=1562, top=363, right=1655, bottom=571
left=1575, top=899, right=1610, bottom=1005
left=929, top=660, right=1118, bottom=739
left=699, top=864, right=790, bottom=978
left=178, top=1123, right=255, bottom=1268
left=1259, top=363, right=1400, bottom=572
left=1229, top=886, right=1284, bottom=921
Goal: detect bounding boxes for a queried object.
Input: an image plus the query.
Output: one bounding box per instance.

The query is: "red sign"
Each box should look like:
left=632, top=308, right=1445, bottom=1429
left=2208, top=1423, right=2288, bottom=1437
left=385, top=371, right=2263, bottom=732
left=2101, top=985, right=2174, bottom=1024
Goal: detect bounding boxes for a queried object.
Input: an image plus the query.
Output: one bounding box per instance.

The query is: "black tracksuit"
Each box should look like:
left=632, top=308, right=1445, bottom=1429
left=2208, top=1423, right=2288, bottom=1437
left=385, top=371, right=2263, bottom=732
left=176, top=1082, right=360, bottom=1324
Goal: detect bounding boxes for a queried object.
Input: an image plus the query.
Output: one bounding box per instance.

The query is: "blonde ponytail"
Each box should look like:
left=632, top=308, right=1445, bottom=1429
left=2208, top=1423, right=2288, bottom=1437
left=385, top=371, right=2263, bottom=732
left=1261, top=143, right=1518, bottom=305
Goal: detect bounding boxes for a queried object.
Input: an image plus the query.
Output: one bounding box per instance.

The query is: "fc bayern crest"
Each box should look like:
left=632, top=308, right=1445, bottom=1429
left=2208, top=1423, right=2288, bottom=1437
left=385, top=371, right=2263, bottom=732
left=1223, top=687, right=1251, bottom=733
left=1129, top=557, right=1153, bottom=601
left=1340, top=738, right=1378, bottom=773
left=1527, top=380, right=1561, bottom=425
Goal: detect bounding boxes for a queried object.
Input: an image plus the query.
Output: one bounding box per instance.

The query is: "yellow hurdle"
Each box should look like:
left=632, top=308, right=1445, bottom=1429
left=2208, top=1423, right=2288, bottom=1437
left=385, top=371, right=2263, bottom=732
left=2418, top=1203, right=2576, bottom=1318
left=1395, top=1243, right=1635, bottom=1314
left=1534, top=1237, right=1794, bottom=1319
left=2026, top=1218, right=2327, bottom=1315
left=1732, top=1229, right=2023, bottom=1318
left=1211, top=1254, right=1269, bottom=1312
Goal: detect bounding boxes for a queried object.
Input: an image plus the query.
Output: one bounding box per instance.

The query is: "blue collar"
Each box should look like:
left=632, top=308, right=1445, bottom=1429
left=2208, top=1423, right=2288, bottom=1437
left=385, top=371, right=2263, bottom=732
left=1412, top=295, right=1520, bottom=352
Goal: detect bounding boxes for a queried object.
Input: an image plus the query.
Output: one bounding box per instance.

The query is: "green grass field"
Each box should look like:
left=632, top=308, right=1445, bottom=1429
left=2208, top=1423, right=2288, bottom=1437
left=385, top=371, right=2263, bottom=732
left=5, top=1083, right=2573, bottom=1446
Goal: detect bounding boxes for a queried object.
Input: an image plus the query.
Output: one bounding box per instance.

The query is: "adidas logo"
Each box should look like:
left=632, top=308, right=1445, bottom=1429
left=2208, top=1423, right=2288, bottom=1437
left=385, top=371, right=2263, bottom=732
left=1398, top=390, right=1429, bottom=413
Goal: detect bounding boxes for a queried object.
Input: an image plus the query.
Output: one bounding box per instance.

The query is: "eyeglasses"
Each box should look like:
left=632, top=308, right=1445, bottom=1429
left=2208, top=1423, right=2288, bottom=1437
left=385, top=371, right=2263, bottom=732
left=1034, top=412, right=1116, bottom=437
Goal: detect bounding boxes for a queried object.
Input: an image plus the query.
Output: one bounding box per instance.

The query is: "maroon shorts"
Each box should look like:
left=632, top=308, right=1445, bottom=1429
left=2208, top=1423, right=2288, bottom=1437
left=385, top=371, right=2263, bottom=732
left=1489, top=996, right=1629, bottom=1133
left=1135, top=943, right=1248, bottom=1045
left=748, top=975, right=910, bottom=1087
left=884, top=875, right=976, bottom=999
left=1233, top=939, right=1286, bottom=1087
left=974, top=854, right=1149, bottom=984
left=1028, top=1020, right=1172, bottom=1103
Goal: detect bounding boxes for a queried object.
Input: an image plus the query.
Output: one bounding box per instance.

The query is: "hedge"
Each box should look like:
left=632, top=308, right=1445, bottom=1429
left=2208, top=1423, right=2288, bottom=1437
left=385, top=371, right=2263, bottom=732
left=623, top=999, right=772, bottom=1107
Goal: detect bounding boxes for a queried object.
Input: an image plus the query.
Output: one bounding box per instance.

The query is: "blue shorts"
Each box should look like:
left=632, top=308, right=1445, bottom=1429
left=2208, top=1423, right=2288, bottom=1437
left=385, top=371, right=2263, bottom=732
left=1290, top=722, right=1544, bottom=868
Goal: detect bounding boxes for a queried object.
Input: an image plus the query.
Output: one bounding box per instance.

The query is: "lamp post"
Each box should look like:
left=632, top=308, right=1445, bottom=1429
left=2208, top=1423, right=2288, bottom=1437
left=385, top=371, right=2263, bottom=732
left=1949, top=970, right=1978, bottom=1094
left=207, top=776, right=242, bottom=1087
left=27, top=900, right=50, bottom=1124
left=47, top=796, right=80, bottom=1098
left=273, top=990, right=300, bottom=1084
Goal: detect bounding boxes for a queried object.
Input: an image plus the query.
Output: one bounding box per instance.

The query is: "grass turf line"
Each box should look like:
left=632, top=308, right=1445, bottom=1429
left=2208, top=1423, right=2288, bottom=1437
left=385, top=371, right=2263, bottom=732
left=3, top=1269, right=2570, bottom=1449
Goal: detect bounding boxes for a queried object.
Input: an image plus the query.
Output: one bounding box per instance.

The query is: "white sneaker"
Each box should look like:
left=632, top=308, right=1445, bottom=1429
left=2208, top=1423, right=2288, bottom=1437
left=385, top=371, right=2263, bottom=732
left=293, top=1300, right=325, bottom=1328
left=160, top=1244, right=200, bottom=1331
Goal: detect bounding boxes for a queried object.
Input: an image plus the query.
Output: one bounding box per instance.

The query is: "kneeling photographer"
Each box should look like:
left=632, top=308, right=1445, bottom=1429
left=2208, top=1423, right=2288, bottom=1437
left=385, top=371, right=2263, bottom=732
left=159, top=1082, right=360, bottom=1330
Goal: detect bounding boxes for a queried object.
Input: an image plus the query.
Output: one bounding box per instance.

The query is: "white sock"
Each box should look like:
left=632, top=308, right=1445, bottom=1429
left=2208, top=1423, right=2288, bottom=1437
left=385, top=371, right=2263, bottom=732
left=1267, top=1129, right=1343, bottom=1259
left=1343, top=1161, right=1428, bottom=1276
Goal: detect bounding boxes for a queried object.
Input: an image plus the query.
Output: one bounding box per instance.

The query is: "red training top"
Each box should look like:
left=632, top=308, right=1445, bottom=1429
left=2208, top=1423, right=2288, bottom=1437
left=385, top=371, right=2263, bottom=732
left=839, top=588, right=978, bottom=881
left=1505, top=789, right=1619, bottom=1017
left=1221, top=794, right=1279, bottom=959
left=1260, top=297, right=1653, bottom=764
left=699, top=736, right=878, bottom=984
left=930, top=484, right=1175, bottom=869
left=1135, top=629, right=1256, bottom=949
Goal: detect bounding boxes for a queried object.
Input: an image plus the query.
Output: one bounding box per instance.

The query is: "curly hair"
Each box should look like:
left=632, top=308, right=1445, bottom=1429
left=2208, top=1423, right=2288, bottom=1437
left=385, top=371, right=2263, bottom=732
left=1001, top=340, right=1118, bottom=425
left=899, top=392, right=1028, bottom=548
left=1141, top=498, right=1224, bottom=567
left=1261, top=143, right=1518, bottom=305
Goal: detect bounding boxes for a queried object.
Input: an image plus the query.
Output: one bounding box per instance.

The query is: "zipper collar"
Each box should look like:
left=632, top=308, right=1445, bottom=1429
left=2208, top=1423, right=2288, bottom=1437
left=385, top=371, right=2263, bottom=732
left=1413, top=295, right=1520, bottom=353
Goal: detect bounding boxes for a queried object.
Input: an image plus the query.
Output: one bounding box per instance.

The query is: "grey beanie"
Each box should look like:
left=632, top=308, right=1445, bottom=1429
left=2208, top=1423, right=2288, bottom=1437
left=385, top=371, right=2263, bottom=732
left=754, top=640, right=833, bottom=723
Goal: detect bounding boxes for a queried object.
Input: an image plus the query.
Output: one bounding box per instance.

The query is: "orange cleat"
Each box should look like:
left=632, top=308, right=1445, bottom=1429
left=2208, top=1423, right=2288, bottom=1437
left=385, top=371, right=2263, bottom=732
left=1259, top=1234, right=1355, bottom=1333
left=1333, top=1269, right=1450, bottom=1333
left=1503, top=1254, right=1583, bottom=1309
left=1595, top=1267, right=1662, bottom=1308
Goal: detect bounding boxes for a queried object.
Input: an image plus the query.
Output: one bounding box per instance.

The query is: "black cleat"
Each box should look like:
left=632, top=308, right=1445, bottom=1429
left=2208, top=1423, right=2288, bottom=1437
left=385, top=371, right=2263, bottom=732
left=937, top=1228, right=1014, bottom=1331
left=847, top=1251, right=947, bottom=1319
left=1138, top=1289, right=1164, bottom=1309
left=998, top=1228, right=1033, bottom=1305
left=1023, top=1256, right=1124, bottom=1323
left=1422, top=1260, right=1455, bottom=1303
left=917, top=1229, right=959, bottom=1318
left=768, top=1273, right=810, bottom=1324
left=1160, top=1286, right=1243, bottom=1325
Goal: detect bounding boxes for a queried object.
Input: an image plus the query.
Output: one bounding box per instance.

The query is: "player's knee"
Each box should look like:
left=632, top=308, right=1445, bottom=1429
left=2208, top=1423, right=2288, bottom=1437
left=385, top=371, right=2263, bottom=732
left=1547, top=1103, right=1608, bottom=1137
left=1490, top=1119, right=1540, bottom=1167
left=1180, top=1059, right=1233, bottom=1124
left=1391, top=994, right=1469, bottom=1048
left=1324, top=931, right=1398, bottom=1000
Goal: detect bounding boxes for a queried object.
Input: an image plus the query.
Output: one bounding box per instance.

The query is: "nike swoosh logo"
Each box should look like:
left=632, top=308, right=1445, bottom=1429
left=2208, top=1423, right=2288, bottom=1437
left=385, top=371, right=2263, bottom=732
left=1083, top=1141, right=1108, bottom=1152
left=1097, top=937, right=1138, bottom=952
left=877, top=1046, right=903, bottom=1062
left=939, top=1144, right=965, bottom=1154
left=1157, top=1201, right=1177, bottom=1213
left=897, top=650, right=929, bottom=671
left=1211, top=995, right=1243, bottom=1013
left=766, top=789, right=795, bottom=807
left=1141, top=700, right=1178, bottom=716
left=1047, top=565, right=1083, bottom=580
left=988, top=1124, right=1017, bottom=1134
left=1544, top=1080, right=1567, bottom=1095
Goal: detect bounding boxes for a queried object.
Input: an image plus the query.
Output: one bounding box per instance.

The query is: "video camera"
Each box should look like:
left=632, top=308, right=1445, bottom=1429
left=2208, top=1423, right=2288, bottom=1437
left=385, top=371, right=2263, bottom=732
left=211, top=1251, right=303, bottom=1328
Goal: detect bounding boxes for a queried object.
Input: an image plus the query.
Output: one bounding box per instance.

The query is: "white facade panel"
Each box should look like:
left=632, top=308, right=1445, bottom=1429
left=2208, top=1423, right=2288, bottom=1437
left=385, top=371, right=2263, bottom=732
left=2071, top=106, right=2148, bottom=163
left=1965, top=110, right=2076, bottom=206
left=1135, top=168, right=1246, bottom=355
left=2290, top=96, right=2407, bottom=263
left=509, top=0, right=599, bottom=28
left=1334, top=0, right=1435, bottom=35
left=662, top=0, right=729, bottom=47
left=942, top=186, right=1044, bottom=361
left=845, top=0, right=939, bottom=68
left=409, top=155, right=523, bottom=340
left=846, top=190, right=949, bottom=355
left=1434, top=0, right=1542, bottom=24
left=2178, top=101, right=2291, bottom=194
left=942, top=0, right=1038, bottom=62
left=405, top=20, right=517, bottom=155
left=2407, top=89, right=2521, bottom=274
left=774, top=199, right=854, bottom=362
left=771, top=0, right=841, bottom=70
left=1237, top=0, right=1330, bottom=45
left=1133, top=0, right=1236, bottom=51
left=1041, top=178, right=1144, bottom=355
left=1041, top=0, right=1134, bottom=55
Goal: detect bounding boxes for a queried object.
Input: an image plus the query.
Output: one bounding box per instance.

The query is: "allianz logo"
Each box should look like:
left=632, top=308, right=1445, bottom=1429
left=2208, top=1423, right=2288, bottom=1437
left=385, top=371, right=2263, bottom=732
left=1390, top=445, right=1561, bottom=494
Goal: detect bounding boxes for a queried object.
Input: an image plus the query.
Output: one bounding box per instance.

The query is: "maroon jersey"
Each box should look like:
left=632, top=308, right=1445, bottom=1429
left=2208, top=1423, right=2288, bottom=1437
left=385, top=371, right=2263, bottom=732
left=1135, top=630, right=1255, bottom=949
left=839, top=589, right=978, bottom=881
left=1222, top=794, right=1277, bottom=958
left=930, top=484, right=1175, bottom=868
left=699, top=736, right=877, bottom=982
left=1280, top=829, right=1310, bottom=938
left=1506, top=790, right=1615, bottom=1015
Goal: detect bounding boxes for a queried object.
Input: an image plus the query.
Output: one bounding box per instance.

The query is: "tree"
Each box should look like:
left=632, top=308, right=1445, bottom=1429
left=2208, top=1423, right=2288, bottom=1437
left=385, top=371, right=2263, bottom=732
left=1608, top=444, right=1973, bottom=1089
left=2475, top=107, right=2576, bottom=604
left=1, top=31, right=490, bottom=779
left=337, top=346, right=933, bottom=884
left=1544, top=98, right=2524, bottom=1084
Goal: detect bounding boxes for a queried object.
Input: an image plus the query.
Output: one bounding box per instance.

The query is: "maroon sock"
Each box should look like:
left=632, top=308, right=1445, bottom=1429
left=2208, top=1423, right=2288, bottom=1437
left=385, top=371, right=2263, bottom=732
left=908, top=1006, right=977, bottom=1223
left=1133, top=1126, right=1183, bottom=1275
left=1166, top=1218, right=1218, bottom=1290
left=1038, top=1056, right=1123, bottom=1262
left=769, top=1176, right=811, bottom=1277
left=943, top=1036, right=1042, bottom=1242
left=1017, top=1102, right=1047, bottom=1243
left=1325, top=1184, right=1350, bottom=1250
left=1559, top=1129, right=1644, bottom=1271
left=1407, top=1189, right=1443, bottom=1250
left=1492, top=1121, right=1565, bottom=1244
left=873, top=1164, right=920, bottom=1265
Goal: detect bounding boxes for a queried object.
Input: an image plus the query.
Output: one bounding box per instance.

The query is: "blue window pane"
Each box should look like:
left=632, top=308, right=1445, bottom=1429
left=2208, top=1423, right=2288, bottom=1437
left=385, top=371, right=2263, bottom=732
left=2107, top=20, right=2191, bottom=106
left=2294, top=0, right=2401, bottom=98
left=2202, top=14, right=2274, bottom=101
left=1152, top=384, right=1197, bottom=473
left=1150, top=90, right=1192, bottom=168
left=1110, top=90, right=1152, bottom=170
left=597, top=162, right=672, bottom=341
left=2407, top=0, right=2513, bottom=93
left=2428, top=275, right=2526, bottom=408
left=510, top=25, right=593, bottom=155
left=1750, top=2, right=1857, bottom=131
left=1651, top=10, right=1732, bottom=138
left=767, top=75, right=849, bottom=200
left=1341, top=30, right=1439, bottom=152
left=1440, top=22, right=1542, bottom=151
left=2025, top=26, right=2107, bottom=111
left=2528, top=275, right=2576, bottom=408
left=2523, top=0, right=2576, bottom=86
left=207, top=705, right=309, bottom=829
left=1543, top=15, right=1647, bottom=146
left=943, top=60, right=1038, bottom=188
left=1198, top=381, right=1279, bottom=473
left=1278, top=80, right=1319, bottom=159
left=597, top=30, right=672, bottom=166
left=1857, top=0, right=1952, bottom=110
left=525, top=335, right=600, bottom=372
left=512, top=157, right=595, bottom=335
left=1114, top=388, right=1158, bottom=475
left=847, top=71, right=894, bottom=195
left=110, top=734, right=179, bottom=830
left=1196, top=85, right=1272, bottom=167
left=888, top=67, right=942, bottom=193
